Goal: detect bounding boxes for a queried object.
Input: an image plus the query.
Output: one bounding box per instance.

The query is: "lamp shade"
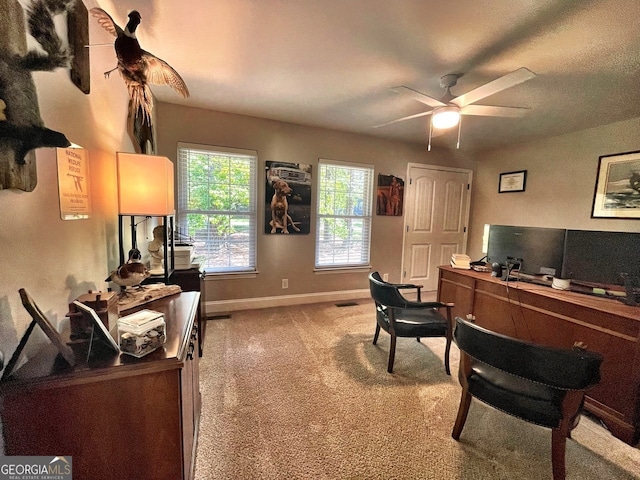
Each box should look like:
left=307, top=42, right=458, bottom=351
left=432, top=106, right=461, bottom=129
left=117, top=153, right=175, bottom=215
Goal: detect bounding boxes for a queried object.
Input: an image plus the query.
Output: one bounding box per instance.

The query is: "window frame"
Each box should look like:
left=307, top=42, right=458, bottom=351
left=315, top=158, right=374, bottom=270
left=176, top=142, right=258, bottom=275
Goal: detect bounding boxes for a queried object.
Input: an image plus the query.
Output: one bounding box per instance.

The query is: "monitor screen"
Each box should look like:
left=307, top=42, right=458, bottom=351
left=561, top=230, right=640, bottom=286
left=487, top=225, right=566, bottom=277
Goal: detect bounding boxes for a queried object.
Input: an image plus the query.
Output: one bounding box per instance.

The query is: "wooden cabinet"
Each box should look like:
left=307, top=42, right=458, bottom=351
left=437, top=267, right=475, bottom=323
left=171, top=267, right=204, bottom=293
left=171, top=267, right=205, bottom=356
left=0, top=292, right=201, bottom=480
left=438, top=266, right=640, bottom=446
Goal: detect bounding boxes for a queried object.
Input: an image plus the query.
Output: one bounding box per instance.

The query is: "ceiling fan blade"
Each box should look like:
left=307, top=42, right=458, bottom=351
left=373, top=110, right=433, bottom=128
left=451, top=67, right=535, bottom=108
left=461, top=104, right=530, bottom=117
left=391, top=86, right=447, bottom=108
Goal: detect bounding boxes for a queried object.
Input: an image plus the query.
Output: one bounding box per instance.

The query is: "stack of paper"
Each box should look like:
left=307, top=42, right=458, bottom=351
left=451, top=253, right=471, bottom=269
left=173, top=245, right=194, bottom=270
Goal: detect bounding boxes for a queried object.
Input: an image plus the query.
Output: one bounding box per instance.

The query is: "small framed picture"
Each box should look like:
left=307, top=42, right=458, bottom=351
left=73, top=301, right=120, bottom=352
left=2, top=289, right=77, bottom=381
left=499, top=170, right=527, bottom=193
left=591, top=150, right=640, bottom=219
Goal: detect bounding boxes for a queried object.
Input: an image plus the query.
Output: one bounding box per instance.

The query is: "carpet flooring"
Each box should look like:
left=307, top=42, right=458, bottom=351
left=194, top=300, right=640, bottom=479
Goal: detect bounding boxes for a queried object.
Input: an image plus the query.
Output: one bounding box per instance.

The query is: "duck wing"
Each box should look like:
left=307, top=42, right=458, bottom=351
left=123, top=263, right=149, bottom=276
left=142, top=51, right=190, bottom=98
left=90, top=8, right=123, bottom=38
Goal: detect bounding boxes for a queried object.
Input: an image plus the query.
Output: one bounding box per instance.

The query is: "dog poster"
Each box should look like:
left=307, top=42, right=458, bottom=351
left=376, top=174, right=404, bottom=216
left=265, top=161, right=312, bottom=234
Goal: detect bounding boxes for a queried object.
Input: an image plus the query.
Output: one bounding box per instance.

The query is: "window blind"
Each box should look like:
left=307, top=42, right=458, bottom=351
left=315, top=159, right=374, bottom=268
left=177, top=143, right=257, bottom=273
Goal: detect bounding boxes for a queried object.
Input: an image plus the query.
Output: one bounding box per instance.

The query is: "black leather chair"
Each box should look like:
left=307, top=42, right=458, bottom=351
left=451, top=317, right=603, bottom=480
left=368, top=271, right=454, bottom=374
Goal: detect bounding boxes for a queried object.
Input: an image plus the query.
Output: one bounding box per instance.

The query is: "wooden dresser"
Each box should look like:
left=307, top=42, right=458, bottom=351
left=1, top=292, right=202, bottom=480
left=171, top=266, right=205, bottom=356
left=438, top=266, right=640, bottom=446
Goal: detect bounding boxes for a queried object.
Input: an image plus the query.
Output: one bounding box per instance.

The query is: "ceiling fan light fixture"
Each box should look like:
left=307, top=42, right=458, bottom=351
left=432, top=106, right=461, bottom=129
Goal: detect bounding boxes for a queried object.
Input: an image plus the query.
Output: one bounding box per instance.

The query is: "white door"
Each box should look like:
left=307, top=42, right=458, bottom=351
left=401, top=164, right=472, bottom=291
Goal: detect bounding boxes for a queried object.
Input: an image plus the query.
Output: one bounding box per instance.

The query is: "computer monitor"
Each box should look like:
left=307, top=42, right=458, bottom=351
left=487, top=225, right=566, bottom=277
left=561, top=230, right=640, bottom=286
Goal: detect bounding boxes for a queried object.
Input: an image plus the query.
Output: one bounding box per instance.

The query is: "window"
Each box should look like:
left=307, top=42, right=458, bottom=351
left=177, top=143, right=257, bottom=273
left=315, top=159, right=374, bottom=269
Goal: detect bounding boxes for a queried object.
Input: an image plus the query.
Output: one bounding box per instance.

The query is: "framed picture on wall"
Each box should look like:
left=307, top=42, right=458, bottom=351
left=376, top=174, right=404, bottom=216
left=264, top=161, right=312, bottom=234
left=592, top=150, right=640, bottom=219
left=498, top=170, right=527, bottom=193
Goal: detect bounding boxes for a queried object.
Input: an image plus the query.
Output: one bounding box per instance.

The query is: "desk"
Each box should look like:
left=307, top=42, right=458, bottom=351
left=0, top=292, right=201, bottom=480
left=438, top=266, right=640, bottom=445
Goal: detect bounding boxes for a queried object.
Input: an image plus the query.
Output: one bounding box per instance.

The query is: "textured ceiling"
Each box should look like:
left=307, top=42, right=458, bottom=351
left=91, top=0, right=640, bottom=152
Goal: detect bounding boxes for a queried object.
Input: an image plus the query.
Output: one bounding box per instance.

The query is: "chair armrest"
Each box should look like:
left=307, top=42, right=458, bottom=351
left=396, top=283, right=423, bottom=301
left=401, top=300, right=454, bottom=310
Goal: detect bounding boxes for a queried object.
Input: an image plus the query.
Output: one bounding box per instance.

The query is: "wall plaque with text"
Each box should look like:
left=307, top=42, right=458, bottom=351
left=57, top=147, right=90, bottom=220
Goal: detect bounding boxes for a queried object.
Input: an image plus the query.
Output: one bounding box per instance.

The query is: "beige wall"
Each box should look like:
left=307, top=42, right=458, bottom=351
left=0, top=14, right=132, bottom=410
left=466, top=117, right=640, bottom=261
left=156, top=103, right=477, bottom=309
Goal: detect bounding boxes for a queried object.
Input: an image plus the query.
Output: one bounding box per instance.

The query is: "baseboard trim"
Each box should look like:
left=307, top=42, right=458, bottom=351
left=204, top=288, right=370, bottom=315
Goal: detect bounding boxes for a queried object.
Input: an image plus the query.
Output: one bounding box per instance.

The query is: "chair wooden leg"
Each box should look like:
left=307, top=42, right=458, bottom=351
left=387, top=334, right=397, bottom=373
left=452, top=389, right=472, bottom=440
left=551, top=427, right=568, bottom=480
left=373, top=324, right=380, bottom=345
left=444, top=335, right=452, bottom=376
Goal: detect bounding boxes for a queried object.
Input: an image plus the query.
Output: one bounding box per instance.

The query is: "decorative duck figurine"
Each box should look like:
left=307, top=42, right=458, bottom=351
left=105, top=248, right=150, bottom=292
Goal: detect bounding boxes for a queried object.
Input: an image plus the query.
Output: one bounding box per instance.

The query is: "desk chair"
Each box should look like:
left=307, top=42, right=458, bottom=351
left=368, top=272, right=454, bottom=374
left=452, top=317, right=603, bottom=480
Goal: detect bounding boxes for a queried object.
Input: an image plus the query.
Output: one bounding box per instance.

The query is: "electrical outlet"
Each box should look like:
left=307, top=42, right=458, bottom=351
left=282, top=278, right=288, bottom=289
left=383, top=273, right=389, bottom=282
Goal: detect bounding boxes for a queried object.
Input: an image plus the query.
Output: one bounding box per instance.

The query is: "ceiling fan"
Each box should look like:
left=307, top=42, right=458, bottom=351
left=376, top=67, right=536, bottom=149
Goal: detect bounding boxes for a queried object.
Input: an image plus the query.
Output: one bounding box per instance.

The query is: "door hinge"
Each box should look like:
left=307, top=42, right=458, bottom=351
left=406, top=225, right=409, bottom=232
left=464, top=226, right=467, bottom=233
left=467, top=183, right=470, bottom=190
